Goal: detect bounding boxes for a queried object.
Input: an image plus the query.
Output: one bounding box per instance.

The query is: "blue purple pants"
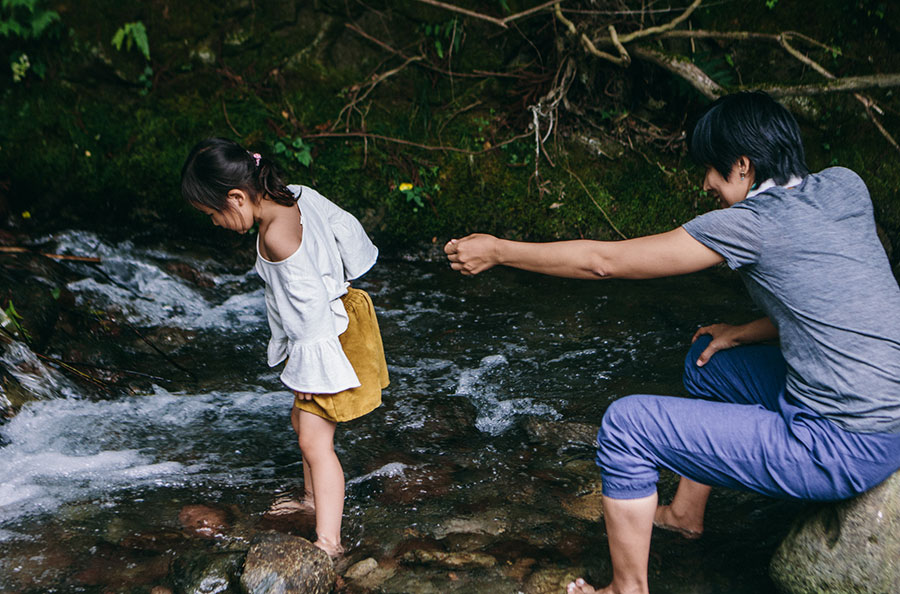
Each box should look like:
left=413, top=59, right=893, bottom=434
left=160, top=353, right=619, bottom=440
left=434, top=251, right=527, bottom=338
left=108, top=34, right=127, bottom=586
left=596, top=335, right=900, bottom=500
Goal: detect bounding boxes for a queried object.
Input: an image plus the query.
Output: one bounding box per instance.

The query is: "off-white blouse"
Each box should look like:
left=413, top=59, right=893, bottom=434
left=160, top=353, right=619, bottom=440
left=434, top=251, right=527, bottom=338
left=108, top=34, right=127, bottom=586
left=254, top=185, right=378, bottom=393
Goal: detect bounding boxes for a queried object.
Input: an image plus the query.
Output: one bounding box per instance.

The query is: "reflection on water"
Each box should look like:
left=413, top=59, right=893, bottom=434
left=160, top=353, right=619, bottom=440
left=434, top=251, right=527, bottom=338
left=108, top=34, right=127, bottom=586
left=0, top=230, right=798, bottom=593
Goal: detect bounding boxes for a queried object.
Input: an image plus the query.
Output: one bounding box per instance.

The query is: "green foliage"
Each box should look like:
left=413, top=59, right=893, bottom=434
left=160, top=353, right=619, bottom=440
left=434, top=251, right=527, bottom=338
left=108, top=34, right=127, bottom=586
left=111, top=21, right=150, bottom=60
left=397, top=167, right=440, bottom=213
left=1, top=301, right=31, bottom=341
left=420, top=18, right=462, bottom=59
left=0, top=0, right=59, bottom=39
left=2, top=0, right=60, bottom=82
left=274, top=137, right=313, bottom=167
left=765, top=0, right=779, bottom=9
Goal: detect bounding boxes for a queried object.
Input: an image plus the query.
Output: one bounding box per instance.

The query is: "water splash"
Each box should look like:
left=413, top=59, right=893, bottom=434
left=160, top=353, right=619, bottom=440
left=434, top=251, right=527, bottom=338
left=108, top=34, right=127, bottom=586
left=453, top=354, right=560, bottom=435
left=40, top=230, right=264, bottom=330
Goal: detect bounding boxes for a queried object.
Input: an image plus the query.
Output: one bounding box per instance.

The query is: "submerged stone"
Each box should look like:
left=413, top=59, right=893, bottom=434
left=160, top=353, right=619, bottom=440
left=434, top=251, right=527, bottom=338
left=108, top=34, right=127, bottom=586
left=240, top=531, right=335, bottom=594
left=770, top=471, right=900, bottom=594
left=171, top=551, right=243, bottom=594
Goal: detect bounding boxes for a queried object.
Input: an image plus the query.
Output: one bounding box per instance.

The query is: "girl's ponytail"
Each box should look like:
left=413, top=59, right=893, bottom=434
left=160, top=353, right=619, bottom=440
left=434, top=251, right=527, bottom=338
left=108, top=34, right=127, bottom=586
left=256, top=156, right=297, bottom=207
left=182, top=137, right=299, bottom=211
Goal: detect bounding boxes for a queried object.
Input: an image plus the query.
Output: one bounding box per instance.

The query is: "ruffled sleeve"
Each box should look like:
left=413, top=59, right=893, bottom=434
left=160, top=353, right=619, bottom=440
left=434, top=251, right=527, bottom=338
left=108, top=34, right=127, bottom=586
left=265, top=261, right=360, bottom=394
left=302, top=187, right=378, bottom=280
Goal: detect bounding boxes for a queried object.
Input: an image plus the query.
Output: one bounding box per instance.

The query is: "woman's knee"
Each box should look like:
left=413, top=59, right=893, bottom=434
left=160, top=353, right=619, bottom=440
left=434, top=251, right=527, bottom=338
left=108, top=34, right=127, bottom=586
left=598, top=395, right=648, bottom=447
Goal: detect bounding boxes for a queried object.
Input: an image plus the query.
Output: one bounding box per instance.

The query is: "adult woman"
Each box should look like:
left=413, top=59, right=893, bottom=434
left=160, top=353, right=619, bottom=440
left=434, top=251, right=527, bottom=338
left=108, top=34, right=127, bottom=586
left=444, top=91, right=900, bottom=594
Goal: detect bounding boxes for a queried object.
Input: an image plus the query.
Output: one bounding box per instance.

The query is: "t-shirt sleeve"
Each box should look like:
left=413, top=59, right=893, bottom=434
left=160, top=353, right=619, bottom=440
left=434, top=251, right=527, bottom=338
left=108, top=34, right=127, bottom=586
left=681, top=204, right=763, bottom=269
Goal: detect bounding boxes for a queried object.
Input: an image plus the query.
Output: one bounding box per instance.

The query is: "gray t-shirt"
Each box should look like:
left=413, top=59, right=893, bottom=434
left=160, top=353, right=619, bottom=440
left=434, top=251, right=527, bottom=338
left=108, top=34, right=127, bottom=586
left=683, top=167, right=900, bottom=434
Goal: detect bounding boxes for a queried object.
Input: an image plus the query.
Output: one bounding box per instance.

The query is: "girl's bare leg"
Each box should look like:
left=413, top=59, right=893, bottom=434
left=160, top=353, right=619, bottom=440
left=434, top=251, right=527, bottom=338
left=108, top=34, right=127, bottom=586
left=269, top=408, right=316, bottom=514
left=567, top=493, right=656, bottom=594
left=654, top=476, right=710, bottom=538
left=297, top=410, right=344, bottom=557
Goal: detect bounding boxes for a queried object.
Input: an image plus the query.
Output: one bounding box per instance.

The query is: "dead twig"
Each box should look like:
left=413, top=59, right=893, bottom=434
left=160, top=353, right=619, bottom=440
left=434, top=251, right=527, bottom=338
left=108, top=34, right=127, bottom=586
left=412, top=0, right=560, bottom=29
left=566, top=167, right=627, bottom=240
left=222, top=98, right=243, bottom=137
left=0, top=246, right=101, bottom=263
left=777, top=33, right=899, bottom=154
left=301, top=130, right=532, bottom=155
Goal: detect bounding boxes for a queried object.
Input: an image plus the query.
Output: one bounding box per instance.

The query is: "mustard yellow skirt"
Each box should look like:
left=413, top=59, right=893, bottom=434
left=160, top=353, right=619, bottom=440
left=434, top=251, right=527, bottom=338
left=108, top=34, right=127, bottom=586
left=293, top=288, right=389, bottom=422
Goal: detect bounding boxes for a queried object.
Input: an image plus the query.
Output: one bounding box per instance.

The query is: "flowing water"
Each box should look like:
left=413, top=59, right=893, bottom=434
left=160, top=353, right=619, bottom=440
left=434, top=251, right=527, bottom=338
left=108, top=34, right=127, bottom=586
left=0, top=230, right=803, bottom=593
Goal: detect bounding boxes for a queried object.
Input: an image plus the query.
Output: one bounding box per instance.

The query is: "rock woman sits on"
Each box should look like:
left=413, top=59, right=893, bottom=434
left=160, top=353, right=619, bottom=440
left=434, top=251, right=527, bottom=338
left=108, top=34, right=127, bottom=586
left=444, top=91, right=900, bottom=594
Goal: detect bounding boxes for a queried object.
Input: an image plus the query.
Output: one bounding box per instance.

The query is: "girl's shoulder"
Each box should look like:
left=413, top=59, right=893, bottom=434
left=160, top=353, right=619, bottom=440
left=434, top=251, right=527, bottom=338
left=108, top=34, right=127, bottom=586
left=259, top=209, right=303, bottom=264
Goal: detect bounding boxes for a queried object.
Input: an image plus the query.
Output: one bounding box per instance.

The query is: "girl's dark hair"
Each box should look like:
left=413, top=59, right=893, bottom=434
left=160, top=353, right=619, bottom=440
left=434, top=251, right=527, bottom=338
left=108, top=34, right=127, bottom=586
left=180, top=137, right=297, bottom=211
left=689, top=91, right=808, bottom=185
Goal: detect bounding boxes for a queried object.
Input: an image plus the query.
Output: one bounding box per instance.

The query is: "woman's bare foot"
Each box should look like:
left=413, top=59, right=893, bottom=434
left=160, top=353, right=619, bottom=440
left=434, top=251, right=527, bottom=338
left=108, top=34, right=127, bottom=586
left=567, top=578, right=599, bottom=593
left=313, top=538, right=344, bottom=559
left=265, top=492, right=315, bottom=516
left=653, top=505, right=702, bottom=539
left=566, top=578, right=648, bottom=594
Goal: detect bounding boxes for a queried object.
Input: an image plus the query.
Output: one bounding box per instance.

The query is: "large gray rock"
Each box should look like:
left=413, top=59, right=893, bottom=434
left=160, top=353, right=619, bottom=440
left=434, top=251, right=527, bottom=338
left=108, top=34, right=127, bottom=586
left=770, top=471, right=900, bottom=594
left=240, top=531, right=335, bottom=594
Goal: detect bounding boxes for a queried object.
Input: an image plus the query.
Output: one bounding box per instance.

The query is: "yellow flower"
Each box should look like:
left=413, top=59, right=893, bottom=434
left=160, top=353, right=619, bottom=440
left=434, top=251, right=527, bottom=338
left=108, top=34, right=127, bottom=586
left=21, top=211, right=31, bottom=219
left=399, top=183, right=413, bottom=192
left=85, top=150, right=92, bottom=157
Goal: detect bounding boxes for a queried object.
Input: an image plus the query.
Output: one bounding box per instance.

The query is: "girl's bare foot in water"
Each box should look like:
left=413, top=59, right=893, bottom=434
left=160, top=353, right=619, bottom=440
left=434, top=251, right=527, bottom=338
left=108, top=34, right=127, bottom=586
left=653, top=504, right=703, bottom=539
left=313, top=538, right=344, bottom=559
left=265, top=492, right=315, bottom=516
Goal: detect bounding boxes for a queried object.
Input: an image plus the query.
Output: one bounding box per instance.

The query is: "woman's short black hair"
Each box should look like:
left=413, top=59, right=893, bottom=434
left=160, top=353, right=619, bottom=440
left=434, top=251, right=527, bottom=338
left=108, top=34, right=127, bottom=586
left=689, top=91, right=809, bottom=185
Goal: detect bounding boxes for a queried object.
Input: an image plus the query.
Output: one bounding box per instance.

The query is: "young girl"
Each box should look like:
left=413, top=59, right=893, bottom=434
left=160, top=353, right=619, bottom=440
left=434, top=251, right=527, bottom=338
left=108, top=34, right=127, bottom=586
left=181, top=137, right=389, bottom=557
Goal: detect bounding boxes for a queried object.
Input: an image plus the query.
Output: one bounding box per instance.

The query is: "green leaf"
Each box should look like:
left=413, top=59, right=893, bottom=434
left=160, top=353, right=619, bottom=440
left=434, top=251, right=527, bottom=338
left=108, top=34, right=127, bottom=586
left=434, top=39, right=443, bottom=58
left=131, top=21, right=150, bottom=60
left=296, top=150, right=312, bottom=167
left=274, top=141, right=286, bottom=153
left=111, top=27, right=125, bottom=50
left=29, top=9, right=59, bottom=37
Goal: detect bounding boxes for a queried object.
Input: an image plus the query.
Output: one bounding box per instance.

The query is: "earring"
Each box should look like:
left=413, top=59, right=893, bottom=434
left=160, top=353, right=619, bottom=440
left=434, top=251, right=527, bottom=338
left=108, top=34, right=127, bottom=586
left=740, top=171, right=745, bottom=180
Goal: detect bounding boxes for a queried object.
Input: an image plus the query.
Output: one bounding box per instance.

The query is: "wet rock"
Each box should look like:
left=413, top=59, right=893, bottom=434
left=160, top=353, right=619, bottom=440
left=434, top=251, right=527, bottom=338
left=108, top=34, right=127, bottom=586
left=70, top=541, right=171, bottom=589
left=344, top=557, right=378, bottom=580
left=770, top=471, right=900, bottom=594
left=240, top=531, right=335, bottom=594
left=170, top=550, right=243, bottom=594
left=163, top=261, right=217, bottom=288
left=0, top=539, right=76, bottom=590
left=400, top=549, right=497, bottom=569
left=500, top=557, right=537, bottom=582
left=523, top=567, right=583, bottom=594
left=380, top=464, right=452, bottom=505
left=560, top=483, right=605, bottom=522
left=179, top=504, right=231, bottom=539
left=432, top=515, right=507, bottom=540
left=523, top=417, right=599, bottom=451
left=343, top=558, right=396, bottom=591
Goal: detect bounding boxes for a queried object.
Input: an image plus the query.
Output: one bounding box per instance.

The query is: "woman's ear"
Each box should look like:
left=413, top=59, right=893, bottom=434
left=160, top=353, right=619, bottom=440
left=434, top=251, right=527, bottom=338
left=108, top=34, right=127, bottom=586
left=736, top=156, right=755, bottom=182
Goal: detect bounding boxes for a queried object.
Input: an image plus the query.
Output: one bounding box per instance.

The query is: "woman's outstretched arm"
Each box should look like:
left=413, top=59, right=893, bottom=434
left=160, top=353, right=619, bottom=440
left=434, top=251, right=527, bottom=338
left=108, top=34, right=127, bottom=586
left=444, top=227, right=724, bottom=280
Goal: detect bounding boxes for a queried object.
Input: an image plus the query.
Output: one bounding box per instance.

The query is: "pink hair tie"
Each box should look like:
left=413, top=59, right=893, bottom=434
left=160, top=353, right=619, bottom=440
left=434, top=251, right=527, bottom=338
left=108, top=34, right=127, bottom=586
left=251, top=152, right=261, bottom=167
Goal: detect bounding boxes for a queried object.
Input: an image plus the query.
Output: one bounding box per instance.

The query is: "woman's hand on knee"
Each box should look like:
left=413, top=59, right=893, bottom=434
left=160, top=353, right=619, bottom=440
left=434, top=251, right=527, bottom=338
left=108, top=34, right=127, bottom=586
left=692, top=323, right=742, bottom=366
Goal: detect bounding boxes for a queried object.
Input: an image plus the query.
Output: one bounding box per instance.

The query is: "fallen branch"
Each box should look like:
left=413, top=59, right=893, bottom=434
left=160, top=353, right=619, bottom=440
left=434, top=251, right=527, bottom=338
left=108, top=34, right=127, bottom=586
left=758, top=74, right=900, bottom=97
left=630, top=45, right=723, bottom=100
left=0, top=246, right=101, bottom=263
left=301, top=130, right=532, bottom=155
left=412, top=0, right=559, bottom=29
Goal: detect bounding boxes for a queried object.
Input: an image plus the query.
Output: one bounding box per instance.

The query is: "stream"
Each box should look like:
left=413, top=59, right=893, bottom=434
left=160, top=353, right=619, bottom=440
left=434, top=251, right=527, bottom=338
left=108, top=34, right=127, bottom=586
left=0, top=230, right=804, bottom=593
